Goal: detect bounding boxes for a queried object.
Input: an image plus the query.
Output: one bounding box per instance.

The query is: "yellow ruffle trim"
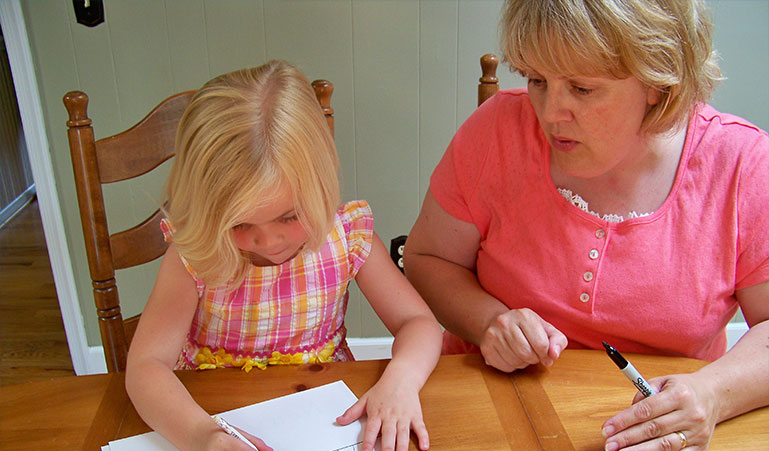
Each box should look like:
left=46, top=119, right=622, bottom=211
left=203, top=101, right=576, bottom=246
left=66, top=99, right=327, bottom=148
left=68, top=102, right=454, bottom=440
left=193, top=341, right=336, bottom=373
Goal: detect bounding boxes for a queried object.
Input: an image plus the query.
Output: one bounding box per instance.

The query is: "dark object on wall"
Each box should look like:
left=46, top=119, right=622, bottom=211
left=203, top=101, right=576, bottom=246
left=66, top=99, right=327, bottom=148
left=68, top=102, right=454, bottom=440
left=73, top=0, right=104, bottom=27
left=390, top=235, right=408, bottom=273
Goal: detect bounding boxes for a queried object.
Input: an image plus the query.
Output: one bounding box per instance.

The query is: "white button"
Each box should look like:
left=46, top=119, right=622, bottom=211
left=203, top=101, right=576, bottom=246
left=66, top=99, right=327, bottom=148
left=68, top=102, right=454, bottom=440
left=580, top=292, right=590, bottom=303
left=595, top=229, right=605, bottom=239
left=583, top=271, right=594, bottom=282
left=589, top=249, right=599, bottom=259
left=397, top=257, right=404, bottom=268
left=397, top=244, right=405, bottom=255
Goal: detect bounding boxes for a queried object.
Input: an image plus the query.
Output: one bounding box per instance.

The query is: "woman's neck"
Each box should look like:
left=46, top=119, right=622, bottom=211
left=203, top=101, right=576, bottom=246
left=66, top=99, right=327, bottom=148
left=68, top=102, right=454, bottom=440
left=550, top=125, right=688, bottom=219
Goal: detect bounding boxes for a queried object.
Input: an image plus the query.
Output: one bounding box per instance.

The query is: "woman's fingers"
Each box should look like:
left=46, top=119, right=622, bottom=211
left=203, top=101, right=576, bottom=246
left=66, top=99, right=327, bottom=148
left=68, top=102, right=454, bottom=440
left=481, top=308, right=567, bottom=371
left=603, top=374, right=717, bottom=450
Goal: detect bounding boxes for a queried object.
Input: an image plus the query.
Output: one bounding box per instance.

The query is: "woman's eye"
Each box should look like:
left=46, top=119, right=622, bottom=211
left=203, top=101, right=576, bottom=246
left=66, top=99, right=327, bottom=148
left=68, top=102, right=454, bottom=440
left=572, top=85, right=593, bottom=95
left=233, top=223, right=249, bottom=231
left=279, top=215, right=298, bottom=224
left=527, top=78, right=545, bottom=88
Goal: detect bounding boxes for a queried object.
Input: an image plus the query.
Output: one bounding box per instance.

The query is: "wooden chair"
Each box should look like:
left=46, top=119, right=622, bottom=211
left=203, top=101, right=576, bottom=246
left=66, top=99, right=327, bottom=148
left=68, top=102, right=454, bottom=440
left=63, top=80, right=335, bottom=373
left=390, top=53, right=499, bottom=271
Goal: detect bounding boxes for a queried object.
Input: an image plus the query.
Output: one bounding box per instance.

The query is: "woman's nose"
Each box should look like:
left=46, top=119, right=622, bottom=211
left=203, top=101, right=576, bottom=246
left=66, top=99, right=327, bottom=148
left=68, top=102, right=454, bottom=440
left=540, top=87, right=573, bottom=124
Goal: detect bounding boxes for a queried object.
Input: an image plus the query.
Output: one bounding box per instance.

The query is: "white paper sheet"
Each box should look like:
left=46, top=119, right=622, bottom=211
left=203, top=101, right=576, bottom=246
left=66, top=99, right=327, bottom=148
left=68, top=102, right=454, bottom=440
left=106, top=380, right=378, bottom=451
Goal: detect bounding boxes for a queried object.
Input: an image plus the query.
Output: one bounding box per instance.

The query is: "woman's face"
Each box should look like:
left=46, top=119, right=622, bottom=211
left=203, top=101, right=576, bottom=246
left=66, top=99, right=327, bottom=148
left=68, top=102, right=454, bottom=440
left=231, top=184, right=310, bottom=266
left=524, top=64, right=661, bottom=179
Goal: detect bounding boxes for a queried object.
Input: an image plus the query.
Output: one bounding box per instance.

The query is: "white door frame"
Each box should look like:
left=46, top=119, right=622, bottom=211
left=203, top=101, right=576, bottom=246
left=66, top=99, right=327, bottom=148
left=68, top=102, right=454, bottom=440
left=1, top=0, right=92, bottom=375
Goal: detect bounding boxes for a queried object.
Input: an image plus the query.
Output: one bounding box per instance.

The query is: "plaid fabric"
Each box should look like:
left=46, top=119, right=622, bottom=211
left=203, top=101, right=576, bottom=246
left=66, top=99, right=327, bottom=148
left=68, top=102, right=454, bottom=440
left=160, top=200, right=373, bottom=369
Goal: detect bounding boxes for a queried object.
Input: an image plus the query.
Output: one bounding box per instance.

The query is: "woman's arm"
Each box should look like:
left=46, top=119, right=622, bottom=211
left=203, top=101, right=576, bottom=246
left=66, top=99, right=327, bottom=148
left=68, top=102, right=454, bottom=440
left=602, top=281, right=769, bottom=451
left=336, top=231, right=442, bottom=451
left=403, top=189, right=566, bottom=371
left=125, top=247, right=270, bottom=451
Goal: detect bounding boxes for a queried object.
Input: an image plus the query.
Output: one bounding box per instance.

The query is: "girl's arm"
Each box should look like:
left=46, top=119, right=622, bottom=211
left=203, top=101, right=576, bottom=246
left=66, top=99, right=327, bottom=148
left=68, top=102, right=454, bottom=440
left=602, top=281, right=769, bottom=450
left=125, top=246, right=270, bottom=451
left=337, top=231, right=442, bottom=451
left=403, top=190, right=567, bottom=371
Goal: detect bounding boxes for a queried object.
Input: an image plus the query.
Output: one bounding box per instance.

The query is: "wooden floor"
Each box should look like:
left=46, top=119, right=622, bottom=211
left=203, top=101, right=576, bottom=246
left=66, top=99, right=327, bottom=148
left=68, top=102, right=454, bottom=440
left=0, top=199, right=75, bottom=386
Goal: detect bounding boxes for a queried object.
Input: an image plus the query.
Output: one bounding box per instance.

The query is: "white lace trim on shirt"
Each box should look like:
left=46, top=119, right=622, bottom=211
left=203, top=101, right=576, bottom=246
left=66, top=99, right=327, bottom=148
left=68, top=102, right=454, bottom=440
left=557, top=188, right=653, bottom=223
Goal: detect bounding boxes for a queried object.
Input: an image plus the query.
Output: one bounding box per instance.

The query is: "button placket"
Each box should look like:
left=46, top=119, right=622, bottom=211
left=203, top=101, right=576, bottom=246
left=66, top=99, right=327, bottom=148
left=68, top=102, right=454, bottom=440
left=578, top=228, right=607, bottom=308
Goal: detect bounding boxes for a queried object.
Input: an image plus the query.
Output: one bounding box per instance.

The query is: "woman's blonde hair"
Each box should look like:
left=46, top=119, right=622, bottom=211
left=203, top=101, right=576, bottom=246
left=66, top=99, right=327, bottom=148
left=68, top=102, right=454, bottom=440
left=164, top=60, right=339, bottom=286
left=500, top=0, right=723, bottom=133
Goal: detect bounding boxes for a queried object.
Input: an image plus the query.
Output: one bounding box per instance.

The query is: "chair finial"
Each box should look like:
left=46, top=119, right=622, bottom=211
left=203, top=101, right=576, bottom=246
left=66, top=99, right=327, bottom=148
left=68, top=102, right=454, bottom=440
left=63, top=91, right=92, bottom=126
left=480, top=54, right=499, bottom=84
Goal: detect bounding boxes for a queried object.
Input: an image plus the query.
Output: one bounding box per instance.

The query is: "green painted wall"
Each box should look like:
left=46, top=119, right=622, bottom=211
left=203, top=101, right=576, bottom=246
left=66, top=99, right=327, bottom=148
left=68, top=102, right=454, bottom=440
left=20, top=0, right=768, bottom=346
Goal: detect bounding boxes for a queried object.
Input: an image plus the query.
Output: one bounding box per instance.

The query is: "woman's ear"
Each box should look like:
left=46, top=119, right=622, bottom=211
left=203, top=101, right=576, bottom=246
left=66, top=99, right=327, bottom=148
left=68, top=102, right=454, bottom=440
left=646, top=86, right=663, bottom=106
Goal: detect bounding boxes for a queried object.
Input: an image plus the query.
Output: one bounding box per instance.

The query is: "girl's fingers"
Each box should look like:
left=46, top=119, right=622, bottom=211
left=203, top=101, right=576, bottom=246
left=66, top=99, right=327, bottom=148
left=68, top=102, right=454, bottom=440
left=395, top=420, right=411, bottom=451
left=379, top=418, right=396, bottom=451
left=336, top=398, right=366, bottom=425
left=361, top=416, right=382, bottom=451
left=411, top=419, right=430, bottom=450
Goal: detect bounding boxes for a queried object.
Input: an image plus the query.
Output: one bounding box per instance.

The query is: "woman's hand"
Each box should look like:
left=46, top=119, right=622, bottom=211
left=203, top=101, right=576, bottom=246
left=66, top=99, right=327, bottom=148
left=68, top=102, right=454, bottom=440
left=336, top=372, right=428, bottom=451
left=602, top=373, right=718, bottom=450
left=479, top=307, right=568, bottom=372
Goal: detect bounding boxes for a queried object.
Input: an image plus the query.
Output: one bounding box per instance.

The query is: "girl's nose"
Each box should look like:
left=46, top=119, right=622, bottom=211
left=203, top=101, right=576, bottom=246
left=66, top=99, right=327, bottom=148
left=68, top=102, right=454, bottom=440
left=251, top=226, right=283, bottom=248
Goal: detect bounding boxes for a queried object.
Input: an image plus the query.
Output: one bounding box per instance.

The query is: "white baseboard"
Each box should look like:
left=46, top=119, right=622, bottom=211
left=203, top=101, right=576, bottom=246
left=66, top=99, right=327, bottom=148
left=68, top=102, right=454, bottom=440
left=348, top=337, right=394, bottom=361
left=726, top=322, right=749, bottom=350
left=0, top=185, right=35, bottom=229
left=87, top=347, right=108, bottom=375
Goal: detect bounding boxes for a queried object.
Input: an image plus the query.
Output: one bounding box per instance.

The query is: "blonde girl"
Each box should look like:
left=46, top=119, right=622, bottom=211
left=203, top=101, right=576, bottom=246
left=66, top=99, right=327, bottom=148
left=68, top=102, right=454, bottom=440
left=126, top=60, right=442, bottom=451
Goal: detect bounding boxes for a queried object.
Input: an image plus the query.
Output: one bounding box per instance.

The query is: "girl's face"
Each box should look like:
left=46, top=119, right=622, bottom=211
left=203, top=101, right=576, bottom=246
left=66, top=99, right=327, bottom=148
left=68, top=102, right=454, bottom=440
left=231, top=184, right=310, bottom=266
left=524, top=64, right=661, bottom=179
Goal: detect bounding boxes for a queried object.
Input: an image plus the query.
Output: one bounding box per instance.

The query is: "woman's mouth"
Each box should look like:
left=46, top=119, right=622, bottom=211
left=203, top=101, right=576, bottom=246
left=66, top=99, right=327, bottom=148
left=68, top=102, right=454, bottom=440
left=550, top=135, right=578, bottom=152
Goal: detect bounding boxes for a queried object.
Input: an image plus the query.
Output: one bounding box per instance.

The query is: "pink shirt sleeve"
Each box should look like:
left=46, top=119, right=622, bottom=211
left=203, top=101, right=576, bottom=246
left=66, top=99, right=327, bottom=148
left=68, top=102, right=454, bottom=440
left=338, top=200, right=374, bottom=278
left=734, top=125, right=769, bottom=289
left=430, top=92, right=502, bottom=225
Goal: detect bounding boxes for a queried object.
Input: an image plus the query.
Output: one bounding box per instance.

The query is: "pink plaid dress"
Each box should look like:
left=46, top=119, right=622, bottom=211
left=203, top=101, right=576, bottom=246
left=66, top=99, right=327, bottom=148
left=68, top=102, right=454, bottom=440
left=160, top=200, right=373, bottom=371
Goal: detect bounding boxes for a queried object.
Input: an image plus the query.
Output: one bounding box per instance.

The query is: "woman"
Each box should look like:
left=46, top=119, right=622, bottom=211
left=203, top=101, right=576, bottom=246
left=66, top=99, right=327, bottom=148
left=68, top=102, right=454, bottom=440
left=404, top=0, right=768, bottom=450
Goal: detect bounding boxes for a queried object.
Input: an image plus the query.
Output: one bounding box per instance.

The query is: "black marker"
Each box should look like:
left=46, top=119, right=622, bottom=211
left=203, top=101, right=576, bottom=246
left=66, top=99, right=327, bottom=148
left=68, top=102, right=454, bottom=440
left=602, top=341, right=657, bottom=397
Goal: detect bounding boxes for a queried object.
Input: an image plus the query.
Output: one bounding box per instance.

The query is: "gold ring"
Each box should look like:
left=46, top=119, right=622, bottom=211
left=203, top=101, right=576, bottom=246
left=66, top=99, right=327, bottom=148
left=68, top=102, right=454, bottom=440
left=675, top=431, right=688, bottom=449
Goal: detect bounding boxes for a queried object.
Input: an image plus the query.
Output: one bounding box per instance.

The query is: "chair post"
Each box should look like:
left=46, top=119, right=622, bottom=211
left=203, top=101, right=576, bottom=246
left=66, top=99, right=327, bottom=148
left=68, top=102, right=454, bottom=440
left=312, top=80, right=334, bottom=138
left=63, top=91, right=128, bottom=372
left=478, top=53, right=499, bottom=106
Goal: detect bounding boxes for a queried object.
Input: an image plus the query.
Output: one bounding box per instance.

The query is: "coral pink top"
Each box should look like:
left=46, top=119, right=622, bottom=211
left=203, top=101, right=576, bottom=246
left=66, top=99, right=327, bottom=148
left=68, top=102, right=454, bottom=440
left=431, top=89, right=768, bottom=361
left=161, top=201, right=373, bottom=370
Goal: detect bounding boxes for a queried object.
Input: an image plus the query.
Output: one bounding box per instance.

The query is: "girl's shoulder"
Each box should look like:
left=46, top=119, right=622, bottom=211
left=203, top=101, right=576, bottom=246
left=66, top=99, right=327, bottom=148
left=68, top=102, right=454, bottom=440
left=159, top=218, right=205, bottom=289
left=336, top=200, right=374, bottom=232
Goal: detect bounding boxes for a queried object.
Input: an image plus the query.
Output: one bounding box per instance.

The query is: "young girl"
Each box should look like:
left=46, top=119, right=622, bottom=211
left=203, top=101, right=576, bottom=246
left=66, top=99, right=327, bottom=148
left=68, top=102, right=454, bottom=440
left=125, top=60, right=443, bottom=451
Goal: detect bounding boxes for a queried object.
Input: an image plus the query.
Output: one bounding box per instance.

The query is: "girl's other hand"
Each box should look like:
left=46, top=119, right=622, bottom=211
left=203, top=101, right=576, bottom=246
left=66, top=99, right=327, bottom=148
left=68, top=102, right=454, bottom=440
left=336, top=370, right=428, bottom=451
left=479, top=307, right=568, bottom=372
left=601, top=373, right=718, bottom=451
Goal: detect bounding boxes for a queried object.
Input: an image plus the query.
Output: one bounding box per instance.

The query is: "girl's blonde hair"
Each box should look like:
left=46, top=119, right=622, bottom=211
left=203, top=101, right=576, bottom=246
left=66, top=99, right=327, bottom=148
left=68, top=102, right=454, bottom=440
left=500, top=0, right=723, bottom=134
left=164, top=60, right=339, bottom=286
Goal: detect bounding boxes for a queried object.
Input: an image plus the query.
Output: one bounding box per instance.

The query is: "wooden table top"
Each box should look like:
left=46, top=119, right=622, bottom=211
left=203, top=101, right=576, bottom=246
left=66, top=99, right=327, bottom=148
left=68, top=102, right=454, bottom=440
left=1, top=351, right=766, bottom=450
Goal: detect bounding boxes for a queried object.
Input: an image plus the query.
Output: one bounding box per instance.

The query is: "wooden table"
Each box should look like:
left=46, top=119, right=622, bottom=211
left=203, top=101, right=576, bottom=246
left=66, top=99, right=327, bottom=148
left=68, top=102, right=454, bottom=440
left=1, top=351, right=766, bottom=450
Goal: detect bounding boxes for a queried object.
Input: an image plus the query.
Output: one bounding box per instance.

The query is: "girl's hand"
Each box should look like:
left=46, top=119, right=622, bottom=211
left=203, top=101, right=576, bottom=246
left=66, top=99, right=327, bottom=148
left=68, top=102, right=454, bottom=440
left=336, top=374, right=428, bottom=451
left=199, top=427, right=273, bottom=451
left=602, top=373, right=718, bottom=450
left=479, top=307, right=568, bottom=372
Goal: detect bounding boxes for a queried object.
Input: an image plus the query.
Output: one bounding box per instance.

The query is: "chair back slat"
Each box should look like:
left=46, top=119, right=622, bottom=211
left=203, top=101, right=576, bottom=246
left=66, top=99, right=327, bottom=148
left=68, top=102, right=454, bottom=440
left=110, top=209, right=169, bottom=270
left=96, top=92, right=194, bottom=183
